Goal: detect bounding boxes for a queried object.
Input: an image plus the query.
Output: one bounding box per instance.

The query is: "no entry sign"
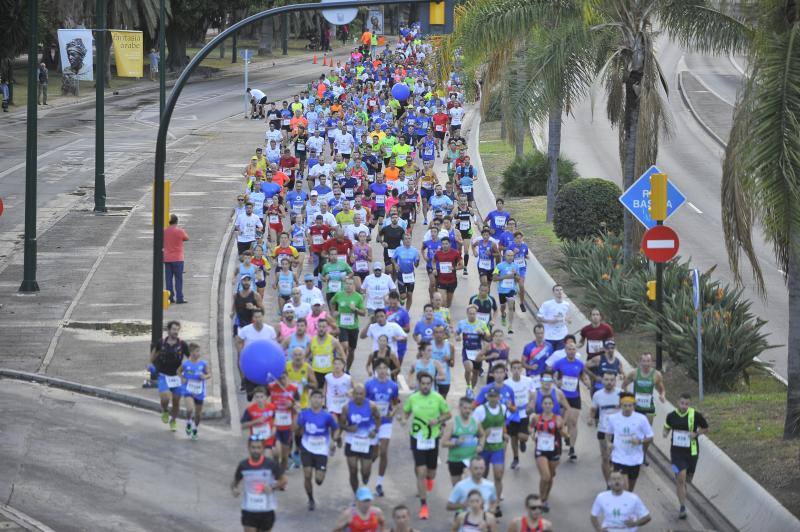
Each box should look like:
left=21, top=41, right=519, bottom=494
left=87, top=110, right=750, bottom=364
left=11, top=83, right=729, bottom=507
left=642, top=225, right=679, bottom=263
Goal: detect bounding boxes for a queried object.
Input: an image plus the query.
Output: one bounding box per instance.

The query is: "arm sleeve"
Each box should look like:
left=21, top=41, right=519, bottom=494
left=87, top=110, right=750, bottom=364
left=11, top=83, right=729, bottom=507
left=590, top=495, right=603, bottom=517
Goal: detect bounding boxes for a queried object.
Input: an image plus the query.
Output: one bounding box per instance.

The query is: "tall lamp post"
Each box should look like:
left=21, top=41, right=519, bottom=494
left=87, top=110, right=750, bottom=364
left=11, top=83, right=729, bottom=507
left=94, top=0, right=107, bottom=213
left=159, top=0, right=166, bottom=117
left=20, top=0, right=40, bottom=292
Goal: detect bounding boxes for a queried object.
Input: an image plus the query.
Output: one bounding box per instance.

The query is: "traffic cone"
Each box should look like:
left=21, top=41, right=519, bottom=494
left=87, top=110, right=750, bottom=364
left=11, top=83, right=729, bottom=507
left=322, top=54, right=327, bottom=66
left=313, top=54, right=317, bottom=64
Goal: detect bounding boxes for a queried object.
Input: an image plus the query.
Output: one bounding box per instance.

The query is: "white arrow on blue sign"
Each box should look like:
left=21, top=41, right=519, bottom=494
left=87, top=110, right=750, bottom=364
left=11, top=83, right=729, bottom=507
left=618, top=165, right=687, bottom=229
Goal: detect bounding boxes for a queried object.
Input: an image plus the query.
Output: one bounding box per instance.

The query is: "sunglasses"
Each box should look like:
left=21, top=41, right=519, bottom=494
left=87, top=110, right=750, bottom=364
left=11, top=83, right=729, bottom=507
left=528, top=505, right=544, bottom=511
left=237, top=198, right=245, bottom=201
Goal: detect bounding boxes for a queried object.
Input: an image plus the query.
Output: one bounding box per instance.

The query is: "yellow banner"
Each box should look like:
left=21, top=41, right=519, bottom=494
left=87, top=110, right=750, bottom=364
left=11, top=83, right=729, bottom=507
left=110, top=30, right=143, bottom=77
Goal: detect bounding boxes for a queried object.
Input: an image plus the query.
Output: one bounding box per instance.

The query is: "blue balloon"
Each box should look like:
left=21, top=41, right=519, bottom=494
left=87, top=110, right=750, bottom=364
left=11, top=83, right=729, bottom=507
left=392, top=83, right=411, bottom=102
left=239, top=340, right=285, bottom=385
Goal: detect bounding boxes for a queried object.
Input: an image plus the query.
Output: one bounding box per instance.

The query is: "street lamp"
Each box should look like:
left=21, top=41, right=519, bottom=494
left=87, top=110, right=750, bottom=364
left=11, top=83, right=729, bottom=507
left=20, top=0, right=40, bottom=292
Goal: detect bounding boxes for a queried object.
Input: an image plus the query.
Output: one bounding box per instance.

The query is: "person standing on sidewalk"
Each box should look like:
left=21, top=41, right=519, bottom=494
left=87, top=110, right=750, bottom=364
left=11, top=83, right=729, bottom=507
left=37, top=63, right=48, bottom=105
left=1, top=76, right=9, bottom=112
left=164, top=214, right=189, bottom=304
left=148, top=49, right=159, bottom=82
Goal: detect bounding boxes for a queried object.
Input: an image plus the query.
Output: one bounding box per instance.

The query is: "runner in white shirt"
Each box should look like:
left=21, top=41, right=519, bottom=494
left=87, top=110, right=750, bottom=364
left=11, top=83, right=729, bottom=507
left=265, top=123, right=283, bottom=146
left=360, top=262, right=397, bottom=312
left=306, top=131, right=325, bottom=155
left=536, top=285, right=571, bottom=351
left=234, top=203, right=263, bottom=253
left=335, top=130, right=355, bottom=158
left=360, top=308, right=407, bottom=353
left=323, top=357, right=352, bottom=418
left=506, top=359, right=536, bottom=470
left=589, top=373, right=621, bottom=484
left=299, top=274, right=324, bottom=307
left=319, top=202, right=338, bottom=227
left=345, top=214, right=371, bottom=242
left=590, top=471, right=651, bottom=532
left=605, top=393, right=654, bottom=491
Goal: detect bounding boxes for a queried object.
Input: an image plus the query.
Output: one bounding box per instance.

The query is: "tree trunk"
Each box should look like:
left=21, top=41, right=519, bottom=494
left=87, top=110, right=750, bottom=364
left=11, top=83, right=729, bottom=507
left=785, top=229, right=800, bottom=438
left=514, top=113, right=525, bottom=158
left=259, top=19, right=273, bottom=56
left=166, top=28, right=189, bottom=71
left=621, top=77, right=641, bottom=262
left=546, top=104, right=562, bottom=222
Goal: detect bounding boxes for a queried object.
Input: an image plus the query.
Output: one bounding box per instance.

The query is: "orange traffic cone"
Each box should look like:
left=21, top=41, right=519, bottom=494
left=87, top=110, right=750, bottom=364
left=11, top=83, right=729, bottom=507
left=322, top=54, right=327, bottom=66
left=313, top=54, right=317, bottom=64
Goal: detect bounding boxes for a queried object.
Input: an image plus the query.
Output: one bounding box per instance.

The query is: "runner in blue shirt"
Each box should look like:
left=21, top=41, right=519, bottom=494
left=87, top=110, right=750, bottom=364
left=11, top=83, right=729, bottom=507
left=386, top=291, right=411, bottom=362
left=473, top=227, right=499, bottom=284
left=484, top=197, right=511, bottom=238
left=365, top=359, right=400, bottom=497
left=508, top=231, right=530, bottom=312
left=474, top=362, right=517, bottom=421
left=493, top=249, right=522, bottom=335
left=429, top=184, right=454, bottom=216
left=178, top=343, right=210, bottom=440
left=551, top=341, right=587, bottom=461
left=392, top=233, right=421, bottom=309
left=413, top=304, right=447, bottom=344
left=522, top=323, right=551, bottom=384
left=296, top=390, right=339, bottom=510
left=496, top=218, right=517, bottom=252
left=286, top=182, right=308, bottom=218
left=456, top=305, right=492, bottom=398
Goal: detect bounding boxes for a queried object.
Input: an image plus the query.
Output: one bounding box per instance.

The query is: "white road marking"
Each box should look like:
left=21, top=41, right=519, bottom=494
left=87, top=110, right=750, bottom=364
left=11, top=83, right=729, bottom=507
left=687, top=202, right=703, bottom=214
left=0, top=139, right=86, bottom=180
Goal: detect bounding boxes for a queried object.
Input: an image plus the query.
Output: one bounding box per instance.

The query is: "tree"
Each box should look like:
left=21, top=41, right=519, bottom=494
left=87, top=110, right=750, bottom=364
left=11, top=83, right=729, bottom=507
left=721, top=0, right=800, bottom=439
left=451, top=0, right=749, bottom=258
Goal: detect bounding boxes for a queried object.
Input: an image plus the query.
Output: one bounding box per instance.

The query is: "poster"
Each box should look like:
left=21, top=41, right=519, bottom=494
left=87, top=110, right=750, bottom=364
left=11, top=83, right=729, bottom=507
left=111, top=30, right=143, bottom=77
left=58, top=29, right=94, bottom=81
left=367, top=8, right=384, bottom=35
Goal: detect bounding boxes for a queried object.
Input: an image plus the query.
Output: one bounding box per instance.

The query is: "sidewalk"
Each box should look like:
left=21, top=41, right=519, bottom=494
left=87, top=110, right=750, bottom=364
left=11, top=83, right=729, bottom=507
left=0, top=116, right=259, bottom=417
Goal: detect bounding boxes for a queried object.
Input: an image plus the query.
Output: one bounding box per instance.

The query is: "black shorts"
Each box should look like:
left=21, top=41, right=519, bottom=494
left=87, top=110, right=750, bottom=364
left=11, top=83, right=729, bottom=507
left=410, top=435, right=439, bottom=469
left=301, top=447, right=328, bottom=470
left=477, top=268, right=493, bottom=281
left=434, top=130, right=446, bottom=140
left=345, top=442, right=375, bottom=459
left=374, top=207, right=386, bottom=219
left=447, top=460, right=468, bottom=477
left=437, top=281, right=457, bottom=293
left=671, top=451, right=699, bottom=476
left=257, top=96, right=268, bottom=106
left=237, top=241, right=254, bottom=255
left=535, top=449, right=561, bottom=461
left=612, top=462, right=641, bottom=480
left=241, top=510, right=275, bottom=530
left=508, top=417, right=529, bottom=437
left=281, top=123, right=291, bottom=131
left=597, top=431, right=609, bottom=441
left=498, top=291, right=516, bottom=304
left=338, top=327, right=359, bottom=348
left=276, top=428, right=292, bottom=445
left=566, top=395, right=582, bottom=409
left=397, top=279, right=415, bottom=294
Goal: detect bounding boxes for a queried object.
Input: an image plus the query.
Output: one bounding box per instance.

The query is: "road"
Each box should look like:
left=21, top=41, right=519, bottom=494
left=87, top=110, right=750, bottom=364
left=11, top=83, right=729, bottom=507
left=560, top=37, right=789, bottom=377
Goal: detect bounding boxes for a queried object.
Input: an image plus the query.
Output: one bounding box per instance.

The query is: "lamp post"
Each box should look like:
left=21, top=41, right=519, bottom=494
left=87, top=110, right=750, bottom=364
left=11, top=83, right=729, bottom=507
left=20, top=0, right=40, bottom=292
left=159, top=0, right=166, bottom=117
left=94, top=0, right=107, bottom=213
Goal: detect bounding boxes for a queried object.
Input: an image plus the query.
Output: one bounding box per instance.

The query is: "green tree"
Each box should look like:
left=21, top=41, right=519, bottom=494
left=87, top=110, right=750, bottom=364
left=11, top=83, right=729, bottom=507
left=722, top=0, right=800, bottom=438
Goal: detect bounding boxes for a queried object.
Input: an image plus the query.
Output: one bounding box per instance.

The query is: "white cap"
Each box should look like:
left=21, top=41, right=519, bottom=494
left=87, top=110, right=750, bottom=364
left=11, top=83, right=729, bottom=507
left=310, top=190, right=319, bottom=196
left=372, top=261, right=383, bottom=270
left=282, top=303, right=295, bottom=313
left=311, top=296, right=325, bottom=306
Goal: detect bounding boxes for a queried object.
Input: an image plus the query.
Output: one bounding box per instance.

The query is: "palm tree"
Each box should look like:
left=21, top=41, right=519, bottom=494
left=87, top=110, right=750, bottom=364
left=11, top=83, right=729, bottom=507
left=722, top=0, right=800, bottom=439
left=452, top=0, right=749, bottom=258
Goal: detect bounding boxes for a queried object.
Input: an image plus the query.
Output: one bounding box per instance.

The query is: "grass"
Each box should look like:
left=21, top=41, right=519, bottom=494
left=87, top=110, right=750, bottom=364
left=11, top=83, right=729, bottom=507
left=477, top=116, right=800, bottom=519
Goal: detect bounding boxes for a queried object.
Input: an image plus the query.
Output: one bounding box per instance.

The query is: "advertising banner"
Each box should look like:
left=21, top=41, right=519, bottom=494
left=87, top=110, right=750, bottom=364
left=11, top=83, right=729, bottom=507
left=111, top=30, right=144, bottom=78
left=58, top=29, right=94, bottom=81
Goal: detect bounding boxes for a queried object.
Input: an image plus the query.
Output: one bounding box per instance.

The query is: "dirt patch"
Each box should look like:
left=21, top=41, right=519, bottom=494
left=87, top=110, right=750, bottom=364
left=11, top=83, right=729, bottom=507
left=65, top=321, right=151, bottom=336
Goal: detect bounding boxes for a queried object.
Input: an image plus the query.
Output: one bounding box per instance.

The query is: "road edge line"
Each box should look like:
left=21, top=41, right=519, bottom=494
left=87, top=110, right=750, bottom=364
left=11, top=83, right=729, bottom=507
left=0, top=504, right=57, bottom=532
left=677, top=70, right=728, bottom=148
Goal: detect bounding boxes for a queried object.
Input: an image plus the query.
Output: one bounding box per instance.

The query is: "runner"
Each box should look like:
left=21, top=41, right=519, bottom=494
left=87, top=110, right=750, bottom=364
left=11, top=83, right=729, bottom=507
left=585, top=340, right=622, bottom=392
left=442, top=396, right=485, bottom=485
left=663, top=393, right=709, bottom=519
left=529, top=394, right=564, bottom=513
left=506, top=495, right=554, bottom=531
left=341, top=383, right=382, bottom=494
left=471, top=387, right=510, bottom=515
left=589, top=372, right=622, bottom=484
left=450, top=490, right=498, bottom=532
left=455, top=304, right=492, bottom=396
left=408, top=341, right=446, bottom=391
left=506, top=359, right=535, bottom=469
left=241, top=387, right=278, bottom=456
left=508, top=231, right=530, bottom=312
left=483, top=198, right=510, bottom=238
left=431, top=324, right=455, bottom=398
left=323, top=357, right=352, bottom=423
left=267, top=373, right=300, bottom=471
left=231, top=437, right=288, bottom=532
left=296, top=389, right=338, bottom=511
left=536, top=285, right=570, bottom=352
left=365, top=358, right=400, bottom=497
left=285, top=348, right=313, bottom=468
left=527, top=371, right=570, bottom=417
left=550, top=340, right=587, bottom=460
left=590, top=471, right=651, bottom=531
left=149, top=320, right=190, bottom=430
left=329, top=277, right=366, bottom=371
left=472, top=227, right=498, bottom=286
left=401, top=371, right=451, bottom=519
left=361, top=262, right=397, bottom=314
left=178, top=342, right=211, bottom=440
left=385, top=291, right=411, bottom=362
left=521, top=324, right=550, bottom=388
left=333, top=487, right=386, bottom=532
left=469, top=282, right=499, bottom=331
left=392, top=233, right=421, bottom=308
left=606, top=392, right=654, bottom=491
left=446, top=456, right=498, bottom=515
left=623, top=352, right=666, bottom=465
left=308, top=320, right=346, bottom=388
left=433, top=237, right=463, bottom=308
left=578, top=308, right=615, bottom=360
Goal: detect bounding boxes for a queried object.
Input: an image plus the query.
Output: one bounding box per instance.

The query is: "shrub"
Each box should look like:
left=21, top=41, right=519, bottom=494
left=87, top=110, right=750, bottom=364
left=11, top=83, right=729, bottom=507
left=500, top=151, right=578, bottom=197
left=553, top=179, right=624, bottom=241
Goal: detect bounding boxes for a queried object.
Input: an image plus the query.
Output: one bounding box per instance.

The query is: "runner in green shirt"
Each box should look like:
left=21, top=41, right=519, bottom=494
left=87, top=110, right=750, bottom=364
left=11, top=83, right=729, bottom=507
left=322, top=248, right=353, bottom=304
left=330, top=277, right=365, bottom=371
left=441, top=396, right=486, bottom=485
left=401, top=371, right=451, bottom=520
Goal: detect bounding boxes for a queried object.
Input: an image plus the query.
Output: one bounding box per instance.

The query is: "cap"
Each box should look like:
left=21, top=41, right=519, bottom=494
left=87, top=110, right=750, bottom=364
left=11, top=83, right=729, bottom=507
left=372, top=261, right=383, bottom=270
left=240, top=274, right=252, bottom=280
left=310, top=190, right=319, bottom=196
left=604, top=339, right=616, bottom=348
left=355, top=486, right=373, bottom=501
left=251, top=156, right=258, bottom=160
left=486, top=387, right=500, bottom=397
left=311, top=297, right=324, bottom=306
left=304, top=273, right=315, bottom=282
left=282, top=303, right=295, bottom=313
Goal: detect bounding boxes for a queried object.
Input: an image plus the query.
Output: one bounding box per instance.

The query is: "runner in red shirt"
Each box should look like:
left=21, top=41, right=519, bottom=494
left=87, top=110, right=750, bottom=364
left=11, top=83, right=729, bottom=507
left=271, top=232, right=300, bottom=268
left=279, top=149, right=300, bottom=186
left=268, top=374, right=300, bottom=471
left=240, top=386, right=278, bottom=456
left=432, top=106, right=450, bottom=152
left=308, top=216, right=333, bottom=277
left=578, top=308, right=615, bottom=360
left=433, top=238, right=463, bottom=308
left=324, top=228, right=354, bottom=259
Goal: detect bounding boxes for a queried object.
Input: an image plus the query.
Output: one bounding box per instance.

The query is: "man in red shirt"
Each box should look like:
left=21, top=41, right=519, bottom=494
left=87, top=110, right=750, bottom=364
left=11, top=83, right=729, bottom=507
left=279, top=148, right=300, bottom=186
left=323, top=227, right=354, bottom=260
left=164, top=214, right=189, bottom=304
left=240, top=386, right=278, bottom=457
left=579, top=308, right=615, bottom=359
left=433, top=238, right=463, bottom=308
left=432, top=106, right=450, bottom=152
left=308, top=215, right=333, bottom=277
left=268, top=373, right=299, bottom=470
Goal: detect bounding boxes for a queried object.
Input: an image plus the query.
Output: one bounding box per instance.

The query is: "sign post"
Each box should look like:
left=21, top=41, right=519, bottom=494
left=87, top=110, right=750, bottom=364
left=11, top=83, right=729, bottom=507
left=692, top=268, right=704, bottom=401
left=240, top=49, right=253, bottom=117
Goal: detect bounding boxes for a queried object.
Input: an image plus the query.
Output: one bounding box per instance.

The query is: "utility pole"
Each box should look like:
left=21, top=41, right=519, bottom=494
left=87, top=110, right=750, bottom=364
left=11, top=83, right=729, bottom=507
left=94, top=0, right=107, bottom=213
left=159, top=0, right=166, bottom=117
left=649, top=173, right=668, bottom=370
left=232, top=32, right=238, bottom=63
left=20, top=0, right=40, bottom=292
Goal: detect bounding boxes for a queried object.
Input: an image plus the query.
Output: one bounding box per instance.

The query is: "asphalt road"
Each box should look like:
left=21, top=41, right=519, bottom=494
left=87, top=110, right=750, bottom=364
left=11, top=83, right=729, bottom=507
left=560, top=37, right=789, bottom=377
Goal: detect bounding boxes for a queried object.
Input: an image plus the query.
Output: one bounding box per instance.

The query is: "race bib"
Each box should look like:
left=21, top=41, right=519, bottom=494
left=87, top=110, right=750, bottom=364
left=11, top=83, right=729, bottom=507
left=486, top=427, right=503, bottom=444
left=329, top=395, right=348, bottom=412
left=461, top=185, right=472, bottom=193
left=340, top=313, right=355, bottom=326
left=269, top=215, right=279, bottom=224
left=439, top=262, right=453, bottom=274
left=635, top=393, right=653, bottom=409
left=416, top=435, right=435, bottom=450
left=327, top=279, right=341, bottom=292
left=279, top=280, right=292, bottom=293
left=494, top=216, right=506, bottom=227
left=537, top=432, right=555, bottom=452
left=459, top=221, right=471, bottom=231
left=344, top=188, right=354, bottom=198
left=282, top=118, right=290, bottom=125
left=245, top=492, right=268, bottom=512
left=305, top=435, right=328, bottom=455
left=350, top=435, right=371, bottom=453
left=476, top=312, right=490, bottom=323
left=275, top=411, right=292, bottom=426
left=435, top=124, right=444, bottom=132
left=465, top=349, right=479, bottom=361
left=297, top=143, right=305, bottom=150
left=514, top=257, right=526, bottom=267
left=587, top=340, right=604, bottom=353
left=292, top=237, right=305, bottom=248
left=312, top=235, right=324, bottom=245
left=314, top=354, right=332, bottom=369
left=253, top=423, right=272, bottom=439
left=402, top=272, right=415, bottom=284
left=355, top=260, right=369, bottom=271
left=165, top=375, right=182, bottom=389
left=478, top=259, right=491, bottom=270
left=500, top=278, right=515, bottom=289
left=375, top=194, right=386, bottom=204
left=185, top=379, right=204, bottom=396
left=378, top=402, right=390, bottom=417
left=672, top=430, right=691, bottom=448
left=561, top=375, right=578, bottom=392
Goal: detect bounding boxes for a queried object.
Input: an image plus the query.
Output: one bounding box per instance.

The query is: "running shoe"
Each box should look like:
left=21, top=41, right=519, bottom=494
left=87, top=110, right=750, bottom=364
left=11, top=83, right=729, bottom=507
left=465, top=387, right=474, bottom=400
left=508, top=328, right=514, bottom=335
left=376, top=484, right=385, bottom=497
left=494, top=506, right=502, bottom=519
left=679, top=506, right=687, bottom=519
left=501, top=315, right=507, bottom=327
left=191, top=429, right=198, bottom=441
left=510, top=457, right=519, bottom=470
left=520, top=302, right=527, bottom=312
left=418, top=504, right=429, bottom=520
left=520, top=440, right=527, bottom=453
left=425, top=478, right=434, bottom=492
left=308, top=499, right=316, bottom=511
left=569, top=447, right=577, bottom=460
left=542, top=501, right=550, bottom=513
left=169, top=419, right=177, bottom=432
left=161, top=410, right=170, bottom=424
left=463, top=270, right=468, bottom=276
left=185, top=422, right=192, bottom=436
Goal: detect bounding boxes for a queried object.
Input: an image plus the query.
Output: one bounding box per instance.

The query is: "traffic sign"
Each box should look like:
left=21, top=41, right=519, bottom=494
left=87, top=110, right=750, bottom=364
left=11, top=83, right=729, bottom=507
left=321, top=0, right=358, bottom=25
left=619, top=165, right=686, bottom=228
left=641, top=225, right=680, bottom=263
left=239, top=49, right=254, bottom=60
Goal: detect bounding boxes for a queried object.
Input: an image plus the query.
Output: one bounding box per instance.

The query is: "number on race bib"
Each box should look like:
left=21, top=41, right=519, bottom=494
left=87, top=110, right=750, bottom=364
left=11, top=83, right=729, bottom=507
left=439, top=262, right=453, bottom=274
left=245, top=492, right=268, bottom=512
left=672, top=430, right=691, bottom=448
left=402, top=272, right=415, bottom=284
left=165, top=375, right=182, bottom=389
left=416, top=435, right=435, bottom=450
left=275, top=411, right=292, bottom=426
left=537, top=432, right=555, bottom=451
left=185, top=379, right=204, bottom=396
left=350, top=436, right=372, bottom=453
left=635, top=393, right=652, bottom=410
left=486, top=427, right=503, bottom=444
left=561, top=375, right=578, bottom=392
left=340, top=313, right=355, bottom=326
left=478, top=259, right=491, bottom=270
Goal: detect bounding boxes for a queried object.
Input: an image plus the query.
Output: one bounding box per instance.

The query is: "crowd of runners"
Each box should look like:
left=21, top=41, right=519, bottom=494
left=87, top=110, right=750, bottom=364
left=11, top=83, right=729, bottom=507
left=147, top=24, right=710, bottom=532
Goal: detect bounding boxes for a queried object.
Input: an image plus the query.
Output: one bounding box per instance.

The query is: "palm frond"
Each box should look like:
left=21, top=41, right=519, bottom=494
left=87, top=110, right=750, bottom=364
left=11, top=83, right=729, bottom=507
left=657, top=0, right=752, bottom=55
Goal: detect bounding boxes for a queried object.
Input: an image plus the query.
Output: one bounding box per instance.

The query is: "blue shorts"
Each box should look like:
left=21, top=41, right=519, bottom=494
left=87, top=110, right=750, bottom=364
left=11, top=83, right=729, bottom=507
left=397, top=341, right=408, bottom=361
left=545, top=338, right=565, bottom=352
left=420, top=187, right=434, bottom=201
left=276, top=428, right=293, bottom=445
left=518, top=267, right=527, bottom=278
left=157, top=373, right=183, bottom=394
left=480, top=448, right=505, bottom=466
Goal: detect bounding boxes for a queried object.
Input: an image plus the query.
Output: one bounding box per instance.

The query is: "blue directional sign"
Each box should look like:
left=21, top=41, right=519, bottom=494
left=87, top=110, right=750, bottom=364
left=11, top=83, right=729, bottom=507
left=618, top=165, right=686, bottom=229
left=239, top=49, right=254, bottom=60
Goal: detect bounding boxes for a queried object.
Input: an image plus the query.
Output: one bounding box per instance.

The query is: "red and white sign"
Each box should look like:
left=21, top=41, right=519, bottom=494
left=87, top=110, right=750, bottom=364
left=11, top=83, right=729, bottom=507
left=641, top=225, right=679, bottom=263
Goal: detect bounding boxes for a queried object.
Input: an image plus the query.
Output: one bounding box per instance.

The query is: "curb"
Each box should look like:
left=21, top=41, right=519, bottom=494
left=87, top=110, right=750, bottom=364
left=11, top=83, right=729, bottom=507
left=208, top=212, right=235, bottom=423
left=677, top=70, right=727, bottom=148
left=467, top=106, right=799, bottom=532
left=0, top=369, right=223, bottom=419
left=0, top=505, right=56, bottom=532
